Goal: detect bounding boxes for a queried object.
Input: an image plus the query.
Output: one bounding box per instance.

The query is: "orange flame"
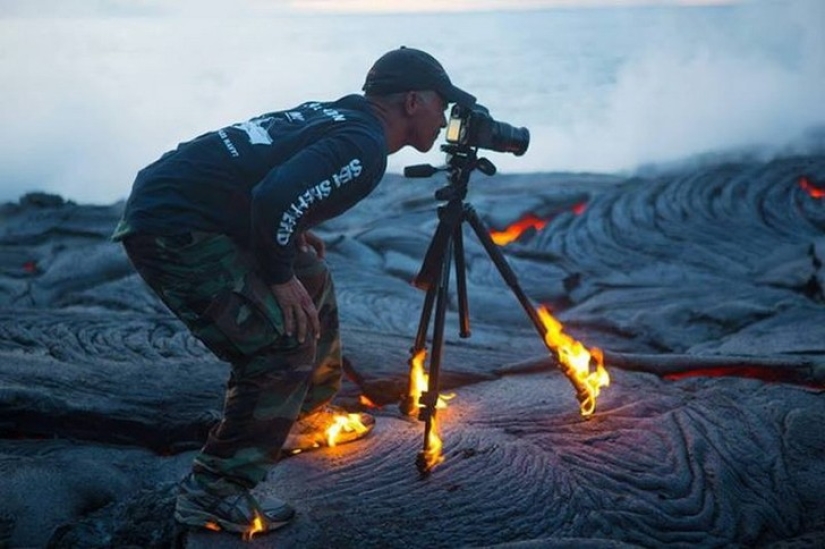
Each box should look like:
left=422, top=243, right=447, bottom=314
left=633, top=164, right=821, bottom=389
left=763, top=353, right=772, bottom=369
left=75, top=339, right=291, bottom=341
left=408, top=349, right=454, bottom=471
left=409, top=349, right=428, bottom=407
left=242, top=511, right=266, bottom=541
left=408, top=349, right=452, bottom=410
left=490, top=213, right=548, bottom=245
left=359, top=394, right=379, bottom=408
left=800, top=176, right=825, bottom=198
left=325, top=413, right=370, bottom=447
left=421, top=414, right=445, bottom=471
left=536, top=306, right=610, bottom=415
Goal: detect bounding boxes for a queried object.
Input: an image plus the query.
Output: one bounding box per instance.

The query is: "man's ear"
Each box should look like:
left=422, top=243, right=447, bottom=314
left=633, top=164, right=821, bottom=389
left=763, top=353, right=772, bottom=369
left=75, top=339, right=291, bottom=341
left=403, top=91, right=419, bottom=116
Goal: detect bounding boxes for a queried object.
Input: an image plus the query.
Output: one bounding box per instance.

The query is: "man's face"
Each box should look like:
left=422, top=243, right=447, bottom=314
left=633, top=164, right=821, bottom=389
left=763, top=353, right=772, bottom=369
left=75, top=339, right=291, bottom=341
left=407, top=91, right=448, bottom=152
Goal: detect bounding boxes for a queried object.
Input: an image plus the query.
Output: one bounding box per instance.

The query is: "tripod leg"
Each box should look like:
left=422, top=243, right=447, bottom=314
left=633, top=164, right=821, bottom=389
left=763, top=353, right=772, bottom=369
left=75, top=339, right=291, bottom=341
left=463, top=205, right=545, bottom=338
left=413, top=287, right=437, bottom=352
left=465, top=205, right=608, bottom=414
left=414, top=201, right=462, bottom=291
left=417, top=235, right=453, bottom=475
left=400, top=284, right=437, bottom=417
left=402, top=204, right=460, bottom=416
left=453, top=221, right=471, bottom=338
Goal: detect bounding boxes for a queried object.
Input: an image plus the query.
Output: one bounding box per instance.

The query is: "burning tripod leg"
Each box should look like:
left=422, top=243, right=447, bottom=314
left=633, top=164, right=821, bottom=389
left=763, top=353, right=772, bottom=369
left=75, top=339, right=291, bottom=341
left=402, top=202, right=465, bottom=475
left=463, top=207, right=610, bottom=416
left=404, top=348, right=450, bottom=475
left=403, top=143, right=610, bottom=475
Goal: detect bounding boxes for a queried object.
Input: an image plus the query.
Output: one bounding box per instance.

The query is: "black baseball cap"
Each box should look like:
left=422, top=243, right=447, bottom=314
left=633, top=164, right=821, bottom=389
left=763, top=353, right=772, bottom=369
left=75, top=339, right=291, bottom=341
left=363, top=46, right=476, bottom=107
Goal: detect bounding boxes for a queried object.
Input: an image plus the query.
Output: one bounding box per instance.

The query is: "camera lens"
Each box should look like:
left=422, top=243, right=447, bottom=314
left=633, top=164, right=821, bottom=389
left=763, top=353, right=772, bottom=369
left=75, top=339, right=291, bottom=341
left=489, top=122, right=530, bottom=156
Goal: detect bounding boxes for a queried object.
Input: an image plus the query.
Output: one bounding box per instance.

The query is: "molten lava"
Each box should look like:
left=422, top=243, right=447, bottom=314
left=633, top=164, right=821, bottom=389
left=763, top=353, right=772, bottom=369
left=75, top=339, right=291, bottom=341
left=490, top=213, right=548, bottom=245
left=571, top=202, right=587, bottom=215
left=536, top=306, right=610, bottom=415
left=490, top=203, right=588, bottom=246
left=799, top=176, right=825, bottom=199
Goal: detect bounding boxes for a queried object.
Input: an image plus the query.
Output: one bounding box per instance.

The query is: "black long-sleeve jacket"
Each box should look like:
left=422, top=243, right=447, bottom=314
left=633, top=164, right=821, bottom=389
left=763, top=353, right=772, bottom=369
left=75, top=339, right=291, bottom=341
left=113, top=94, right=387, bottom=284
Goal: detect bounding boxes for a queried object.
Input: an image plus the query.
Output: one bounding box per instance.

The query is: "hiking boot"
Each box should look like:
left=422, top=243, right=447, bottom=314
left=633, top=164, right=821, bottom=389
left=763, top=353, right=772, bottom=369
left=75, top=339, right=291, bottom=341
left=283, top=404, right=375, bottom=454
left=174, top=474, right=295, bottom=535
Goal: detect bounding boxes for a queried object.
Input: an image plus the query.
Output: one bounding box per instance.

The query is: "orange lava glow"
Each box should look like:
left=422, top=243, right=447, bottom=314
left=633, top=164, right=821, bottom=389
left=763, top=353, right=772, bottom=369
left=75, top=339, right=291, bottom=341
left=490, top=213, right=548, bottom=245
left=799, top=176, right=825, bottom=198
left=359, top=394, right=379, bottom=408
left=490, top=204, right=588, bottom=246
left=664, top=366, right=822, bottom=388
left=536, top=306, right=610, bottom=415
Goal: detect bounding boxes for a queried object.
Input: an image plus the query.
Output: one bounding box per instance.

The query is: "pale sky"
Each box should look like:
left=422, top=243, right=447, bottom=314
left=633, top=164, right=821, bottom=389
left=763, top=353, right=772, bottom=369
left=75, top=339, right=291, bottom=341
left=0, top=0, right=745, bottom=17
left=291, top=0, right=741, bottom=14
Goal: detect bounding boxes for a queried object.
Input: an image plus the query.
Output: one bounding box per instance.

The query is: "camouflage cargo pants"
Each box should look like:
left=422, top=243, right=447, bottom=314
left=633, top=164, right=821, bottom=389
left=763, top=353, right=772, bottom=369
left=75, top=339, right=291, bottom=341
left=122, top=231, right=341, bottom=490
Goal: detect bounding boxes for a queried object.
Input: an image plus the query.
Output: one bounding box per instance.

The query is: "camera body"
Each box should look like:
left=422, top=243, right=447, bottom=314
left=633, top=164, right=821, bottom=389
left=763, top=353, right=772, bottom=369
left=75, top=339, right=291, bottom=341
left=445, top=104, right=529, bottom=156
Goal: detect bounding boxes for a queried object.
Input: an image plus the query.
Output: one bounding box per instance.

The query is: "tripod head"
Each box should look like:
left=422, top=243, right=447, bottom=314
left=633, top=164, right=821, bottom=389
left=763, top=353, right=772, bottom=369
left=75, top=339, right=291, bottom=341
left=404, top=144, right=497, bottom=202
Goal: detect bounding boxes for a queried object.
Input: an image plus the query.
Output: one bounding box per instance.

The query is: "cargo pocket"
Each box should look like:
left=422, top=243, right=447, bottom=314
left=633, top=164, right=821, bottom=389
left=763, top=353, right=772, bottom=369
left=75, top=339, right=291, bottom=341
left=201, top=272, right=291, bottom=359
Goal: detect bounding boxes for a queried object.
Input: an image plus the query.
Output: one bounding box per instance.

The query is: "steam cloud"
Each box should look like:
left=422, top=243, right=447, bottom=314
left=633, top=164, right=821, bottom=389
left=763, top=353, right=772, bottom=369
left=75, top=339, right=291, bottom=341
left=0, top=0, right=822, bottom=204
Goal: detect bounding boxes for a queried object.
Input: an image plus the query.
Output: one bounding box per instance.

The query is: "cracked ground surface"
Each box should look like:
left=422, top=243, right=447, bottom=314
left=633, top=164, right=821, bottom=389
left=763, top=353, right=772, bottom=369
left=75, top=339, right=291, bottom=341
left=1, top=154, right=824, bottom=548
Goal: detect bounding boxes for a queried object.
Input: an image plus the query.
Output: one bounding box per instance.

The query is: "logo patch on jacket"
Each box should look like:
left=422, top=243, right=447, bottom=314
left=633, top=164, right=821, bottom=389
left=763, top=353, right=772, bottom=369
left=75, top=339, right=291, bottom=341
left=233, top=117, right=275, bottom=146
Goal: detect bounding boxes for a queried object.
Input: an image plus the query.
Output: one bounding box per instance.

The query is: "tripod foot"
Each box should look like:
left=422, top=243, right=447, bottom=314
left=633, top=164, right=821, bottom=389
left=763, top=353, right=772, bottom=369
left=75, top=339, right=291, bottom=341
left=415, top=451, right=433, bottom=477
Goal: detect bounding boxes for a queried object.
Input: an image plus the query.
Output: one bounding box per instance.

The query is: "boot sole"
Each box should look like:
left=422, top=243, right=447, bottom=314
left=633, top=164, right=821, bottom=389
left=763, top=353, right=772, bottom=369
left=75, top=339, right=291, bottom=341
left=174, top=503, right=294, bottom=534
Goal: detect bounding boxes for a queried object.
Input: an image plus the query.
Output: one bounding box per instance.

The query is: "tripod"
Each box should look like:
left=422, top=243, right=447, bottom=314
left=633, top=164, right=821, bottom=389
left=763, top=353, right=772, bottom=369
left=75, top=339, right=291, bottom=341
left=401, top=144, right=554, bottom=475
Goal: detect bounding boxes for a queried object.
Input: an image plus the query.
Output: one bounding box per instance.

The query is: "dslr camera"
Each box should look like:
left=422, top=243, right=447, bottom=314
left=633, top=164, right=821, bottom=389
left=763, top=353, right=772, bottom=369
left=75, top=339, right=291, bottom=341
left=445, top=104, right=529, bottom=156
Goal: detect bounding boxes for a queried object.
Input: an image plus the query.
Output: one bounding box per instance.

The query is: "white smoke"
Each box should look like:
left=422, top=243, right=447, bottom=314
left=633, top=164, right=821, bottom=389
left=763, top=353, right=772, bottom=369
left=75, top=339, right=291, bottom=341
left=0, top=0, right=822, bottom=204
left=490, top=0, right=825, bottom=175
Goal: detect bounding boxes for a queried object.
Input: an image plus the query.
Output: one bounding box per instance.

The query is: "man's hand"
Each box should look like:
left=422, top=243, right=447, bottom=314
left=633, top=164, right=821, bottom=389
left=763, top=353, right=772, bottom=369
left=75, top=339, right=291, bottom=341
left=296, top=231, right=325, bottom=259
left=271, top=277, right=320, bottom=343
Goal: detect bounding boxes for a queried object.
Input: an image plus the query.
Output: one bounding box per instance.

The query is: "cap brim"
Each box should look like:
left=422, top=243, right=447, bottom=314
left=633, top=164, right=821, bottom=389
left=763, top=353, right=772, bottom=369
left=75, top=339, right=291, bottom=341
left=443, top=85, right=476, bottom=107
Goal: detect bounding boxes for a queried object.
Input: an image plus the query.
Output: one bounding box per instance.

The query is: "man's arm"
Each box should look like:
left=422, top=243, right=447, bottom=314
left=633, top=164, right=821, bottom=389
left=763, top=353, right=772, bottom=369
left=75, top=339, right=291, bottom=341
left=250, top=128, right=383, bottom=284
left=249, top=128, right=385, bottom=342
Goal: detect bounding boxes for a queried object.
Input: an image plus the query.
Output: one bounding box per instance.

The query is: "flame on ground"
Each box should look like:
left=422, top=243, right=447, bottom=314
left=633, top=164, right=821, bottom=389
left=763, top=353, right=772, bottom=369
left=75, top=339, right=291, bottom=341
left=242, top=511, right=266, bottom=541
left=325, top=413, right=370, bottom=447
left=536, top=306, right=610, bottom=416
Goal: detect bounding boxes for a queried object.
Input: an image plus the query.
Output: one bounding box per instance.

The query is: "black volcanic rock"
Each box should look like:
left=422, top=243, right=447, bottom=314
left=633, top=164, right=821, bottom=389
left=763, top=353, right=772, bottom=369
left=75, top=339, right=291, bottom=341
left=1, top=157, right=824, bottom=547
